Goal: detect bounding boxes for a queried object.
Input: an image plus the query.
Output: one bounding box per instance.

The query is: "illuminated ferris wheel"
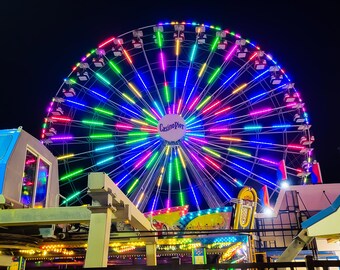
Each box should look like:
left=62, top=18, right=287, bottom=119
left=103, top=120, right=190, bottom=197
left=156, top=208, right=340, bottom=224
left=41, top=21, right=315, bottom=211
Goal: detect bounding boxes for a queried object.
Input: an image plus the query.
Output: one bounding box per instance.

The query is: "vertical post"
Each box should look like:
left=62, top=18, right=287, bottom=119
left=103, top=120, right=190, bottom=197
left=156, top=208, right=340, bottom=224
left=305, top=255, right=314, bottom=270
left=84, top=207, right=112, bottom=268
left=146, top=243, right=157, bottom=266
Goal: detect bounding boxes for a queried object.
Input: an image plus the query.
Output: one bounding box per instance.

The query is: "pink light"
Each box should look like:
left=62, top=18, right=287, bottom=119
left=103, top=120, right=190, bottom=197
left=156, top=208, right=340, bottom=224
left=150, top=108, right=161, bottom=120
left=287, top=144, right=305, bottom=150
left=115, top=123, right=133, bottom=130
left=188, top=97, right=199, bottom=111
left=249, top=108, right=272, bottom=116
left=140, top=127, right=157, bottom=132
left=98, top=37, right=115, bottom=48
left=160, top=52, right=165, bottom=71
left=209, top=127, right=229, bottom=132
left=214, top=106, right=231, bottom=115
left=51, top=116, right=72, bottom=122
left=204, top=156, right=221, bottom=170
left=166, top=199, right=170, bottom=209
left=134, top=151, right=152, bottom=169
left=286, top=103, right=297, bottom=108
left=189, top=136, right=207, bottom=144
left=167, top=106, right=171, bottom=114
left=202, top=100, right=221, bottom=114
left=25, top=159, right=36, bottom=165
left=225, top=45, right=238, bottom=61
left=177, top=99, right=182, bottom=114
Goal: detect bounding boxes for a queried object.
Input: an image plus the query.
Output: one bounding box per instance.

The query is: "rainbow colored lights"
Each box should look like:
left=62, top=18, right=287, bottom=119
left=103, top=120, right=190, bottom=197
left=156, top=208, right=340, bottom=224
left=42, top=21, right=311, bottom=212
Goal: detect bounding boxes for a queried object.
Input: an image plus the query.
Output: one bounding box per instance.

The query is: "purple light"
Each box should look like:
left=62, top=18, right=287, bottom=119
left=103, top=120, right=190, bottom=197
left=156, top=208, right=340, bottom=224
left=134, top=151, right=152, bottom=169
left=160, top=52, right=166, bottom=71
left=225, top=44, right=238, bottom=61
left=188, top=136, right=207, bottom=144
left=151, top=108, right=161, bottom=120
left=186, top=147, right=204, bottom=168
left=51, top=135, right=73, bottom=141
left=208, top=127, right=229, bottom=132
left=249, top=108, right=272, bottom=116
left=259, top=157, right=278, bottom=165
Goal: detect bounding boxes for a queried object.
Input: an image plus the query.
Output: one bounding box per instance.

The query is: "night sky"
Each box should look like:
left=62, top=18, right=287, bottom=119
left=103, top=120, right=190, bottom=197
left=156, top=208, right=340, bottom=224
left=1, top=1, right=339, bottom=183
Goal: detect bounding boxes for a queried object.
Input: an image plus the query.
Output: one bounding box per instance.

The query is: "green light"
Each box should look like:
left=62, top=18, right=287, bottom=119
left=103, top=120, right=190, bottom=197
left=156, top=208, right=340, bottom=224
left=186, top=116, right=196, bottom=124
left=202, top=146, right=221, bottom=158
left=146, top=152, right=159, bottom=169
left=175, top=157, right=181, bottom=181
left=61, top=191, right=81, bottom=205
left=69, top=78, right=77, bottom=84
left=207, top=67, right=221, bottom=84
left=145, top=117, right=158, bottom=126
left=82, top=119, right=104, bottom=126
left=196, top=96, right=211, bottom=110
left=168, top=161, right=172, bottom=184
left=126, top=137, right=148, bottom=145
left=108, top=60, right=121, bottom=74
left=127, top=132, right=149, bottom=136
left=95, top=73, right=111, bottom=85
left=60, top=169, right=84, bottom=181
left=122, top=93, right=136, bottom=104
left=94, top=107, right=114, bottom=116
left=127, top=179, right=139, bottom=195
left=179, top=191, right=185, bottom=206
left=156, top=31, right=163, bottom=48
left=211, top=36, right=220, bottom=51
left=164, top=84, right=170, bottom=103
left=228, top=147, right=251, bottom=157
left=90, top=133, right=113, bottom=139
left=189, top=44, right=197, bottom=62
left=42, top=123, right=47, bottom=128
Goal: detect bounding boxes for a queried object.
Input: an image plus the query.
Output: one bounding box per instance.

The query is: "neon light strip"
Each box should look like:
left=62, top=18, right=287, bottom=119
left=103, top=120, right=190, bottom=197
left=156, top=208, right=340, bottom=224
left=96, top=156, right=114, bottom=166
left=95, top=144, right=114, bottom=152
left=115, top=124, right=133, bottom=130
left=131, top=118, right=148, bottom=126
left=95, top=73, right=111, bottom=85
left=202, top=100, right=220, bottom=114
left=232, top=83, right=247, bottom=94
left=249, top=108, right=272, bottom=116
left=198, top=63, right=207, bottom=78
left=127, top=179, right=139, bottom=195
left=177, top=99, right=182, bottom=114
left=154, top=101, right=164, bottom=117
left=225, top=44, right=238, bottom=61
left=98, top=37, right=115, bottom=48
left=188, top=97, right=199, bottom=110
left=188, top=137, right=207, bottom=144
left=175, top=38, right=180, bottom=56
left=94, top=107, right=114, bottom=116
left=122, top=93, right=136, bottom=104
left=204, top=156, right=221, bottom=170
left=214, top=107, right=231, bottom=115
left=228, top=147, right=251, bottom=157
left=207, top=67, right=221, bottom=84
left=196, top=96, right=211, bottom=110
left=134, top=152, right=152, bottom=168
left=50, top=116, right=72, bottom=122
left=128, top=83, right=142, bottom=98
left=57, top=154, right=75, bottom=160
left=160, top=52, right=166, bottom=71
left=202, top=147, right=221, bottom=158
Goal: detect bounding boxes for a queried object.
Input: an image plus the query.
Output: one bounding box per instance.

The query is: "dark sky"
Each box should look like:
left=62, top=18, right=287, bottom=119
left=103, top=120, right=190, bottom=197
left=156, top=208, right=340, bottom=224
left=1, top=1, right=339, bottom=183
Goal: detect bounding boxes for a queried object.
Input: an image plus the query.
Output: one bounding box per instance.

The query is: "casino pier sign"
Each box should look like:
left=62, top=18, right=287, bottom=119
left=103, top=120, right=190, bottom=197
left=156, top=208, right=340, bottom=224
left=158, top=114, right=186, bottom=142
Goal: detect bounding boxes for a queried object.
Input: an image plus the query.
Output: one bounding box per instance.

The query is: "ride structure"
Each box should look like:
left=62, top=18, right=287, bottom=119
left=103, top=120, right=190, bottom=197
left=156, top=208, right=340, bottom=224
left=40, top=21, right=315, bottom=212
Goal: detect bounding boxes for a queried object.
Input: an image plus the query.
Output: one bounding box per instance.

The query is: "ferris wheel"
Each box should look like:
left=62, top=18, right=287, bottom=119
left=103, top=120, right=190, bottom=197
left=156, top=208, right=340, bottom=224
left=41, top=21, right=315, bottom=212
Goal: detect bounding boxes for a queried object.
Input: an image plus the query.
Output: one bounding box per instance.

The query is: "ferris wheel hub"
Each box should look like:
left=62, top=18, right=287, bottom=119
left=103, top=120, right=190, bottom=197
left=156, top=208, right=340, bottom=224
left=158, top=114, right=186, bottom=142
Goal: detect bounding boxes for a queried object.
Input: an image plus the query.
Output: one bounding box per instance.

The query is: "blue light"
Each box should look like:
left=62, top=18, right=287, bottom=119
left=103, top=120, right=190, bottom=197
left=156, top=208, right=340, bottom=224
left=65, top=99, right=86, bottom=107
left=248, top=92, right=267, bottom=101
